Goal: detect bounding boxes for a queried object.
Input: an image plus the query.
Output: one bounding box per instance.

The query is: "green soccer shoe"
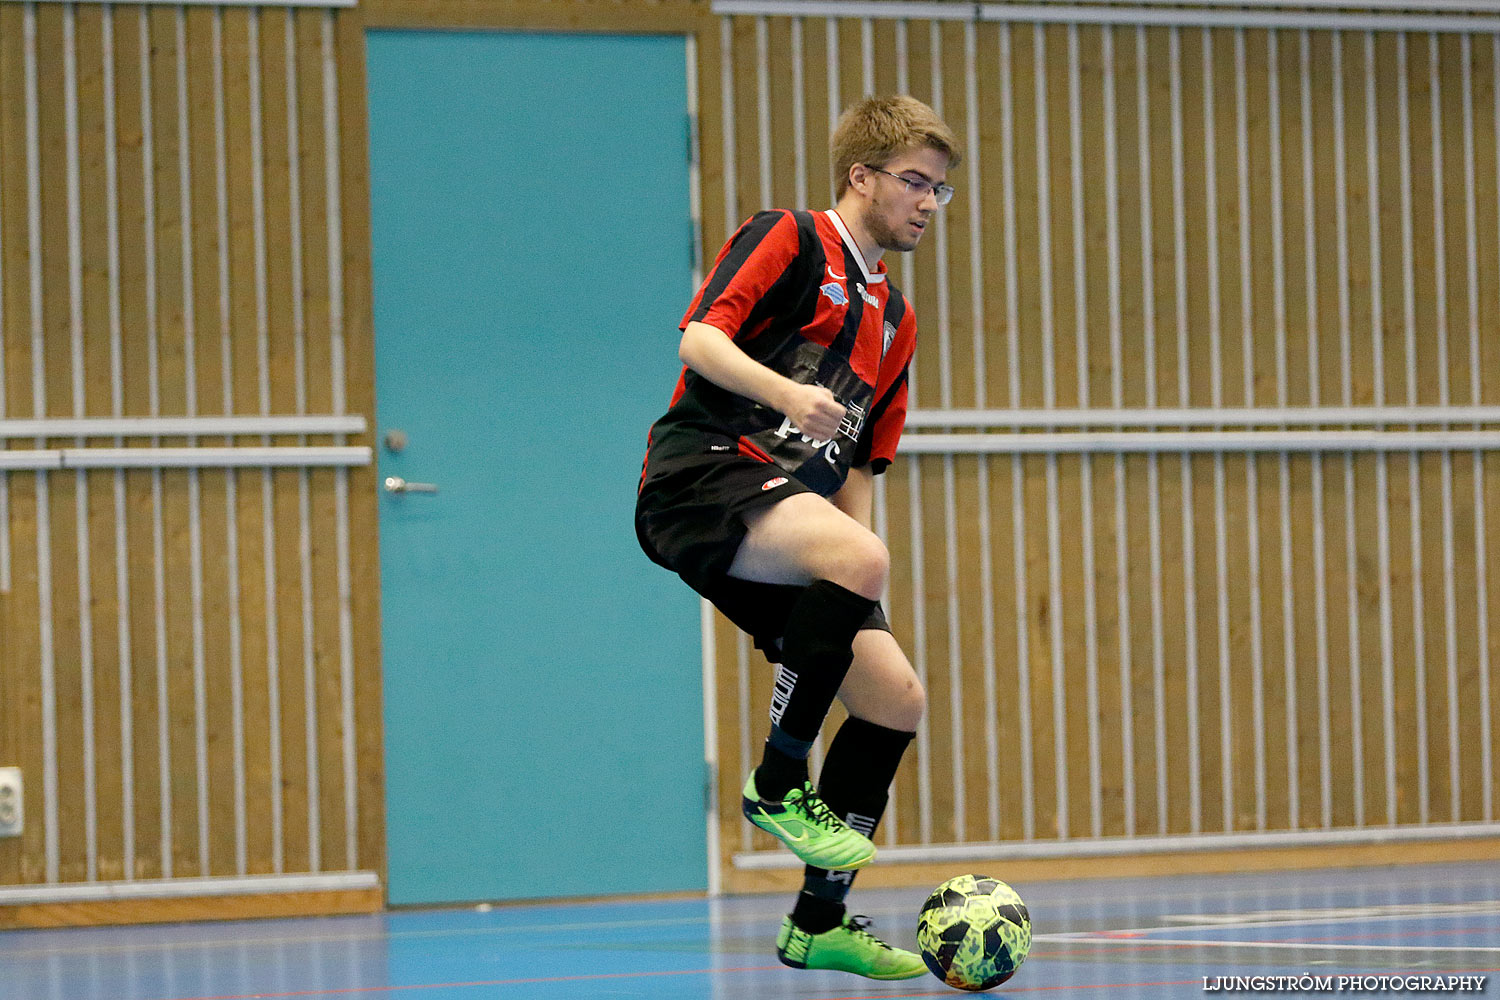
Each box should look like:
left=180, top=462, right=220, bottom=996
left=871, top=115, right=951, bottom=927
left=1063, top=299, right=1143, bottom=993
left=740, top=774, right=876, bottom=871
left=776, top=914, right=927, bottom=980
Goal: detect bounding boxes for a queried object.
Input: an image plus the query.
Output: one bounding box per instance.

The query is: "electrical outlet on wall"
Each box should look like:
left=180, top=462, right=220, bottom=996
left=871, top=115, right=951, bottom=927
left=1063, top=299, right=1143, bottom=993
left=0, top=767, right=22, bottom=837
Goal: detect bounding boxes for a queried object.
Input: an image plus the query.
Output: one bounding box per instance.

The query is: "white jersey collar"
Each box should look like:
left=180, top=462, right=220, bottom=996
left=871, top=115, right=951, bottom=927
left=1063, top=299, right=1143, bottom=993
left=825, top=210, right=885, bottom=285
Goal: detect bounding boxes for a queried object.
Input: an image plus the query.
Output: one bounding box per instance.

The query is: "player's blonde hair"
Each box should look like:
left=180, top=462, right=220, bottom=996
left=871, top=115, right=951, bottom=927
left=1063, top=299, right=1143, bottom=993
left=830, top=94, right=961, bottom=199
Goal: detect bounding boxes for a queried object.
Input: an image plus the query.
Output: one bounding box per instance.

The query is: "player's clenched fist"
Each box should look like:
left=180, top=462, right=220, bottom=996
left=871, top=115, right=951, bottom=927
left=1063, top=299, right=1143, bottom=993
left=779, top=382, right=846, bottom=442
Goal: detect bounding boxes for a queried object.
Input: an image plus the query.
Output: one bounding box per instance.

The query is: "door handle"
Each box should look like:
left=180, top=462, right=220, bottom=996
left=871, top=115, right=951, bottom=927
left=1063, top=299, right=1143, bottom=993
left=384, top=476, right=439, bottom=495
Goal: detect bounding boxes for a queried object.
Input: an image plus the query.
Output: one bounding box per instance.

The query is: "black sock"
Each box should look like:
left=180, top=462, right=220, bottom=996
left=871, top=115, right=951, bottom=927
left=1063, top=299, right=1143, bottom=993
left=754, top=740, right=807, bottom=801
left=790, top=890, right=846, bottom=934
left=754, top=581, right=876, bottom=800
left=800, top=716, right=917, bottom=902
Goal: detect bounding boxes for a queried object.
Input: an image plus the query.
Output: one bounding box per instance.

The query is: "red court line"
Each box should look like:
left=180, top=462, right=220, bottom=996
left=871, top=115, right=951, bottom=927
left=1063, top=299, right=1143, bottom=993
left=153, top=965, right=783, bottom=1000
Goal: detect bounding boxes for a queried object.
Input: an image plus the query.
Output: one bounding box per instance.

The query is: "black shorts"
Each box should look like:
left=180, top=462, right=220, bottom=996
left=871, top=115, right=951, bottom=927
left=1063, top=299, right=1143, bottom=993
left=635, top=451, right=890, bottom=655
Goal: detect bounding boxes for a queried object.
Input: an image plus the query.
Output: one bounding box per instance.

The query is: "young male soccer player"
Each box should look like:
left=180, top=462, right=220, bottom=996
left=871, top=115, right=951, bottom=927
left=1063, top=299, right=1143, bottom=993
left=635, top=95, right=959, bottom=980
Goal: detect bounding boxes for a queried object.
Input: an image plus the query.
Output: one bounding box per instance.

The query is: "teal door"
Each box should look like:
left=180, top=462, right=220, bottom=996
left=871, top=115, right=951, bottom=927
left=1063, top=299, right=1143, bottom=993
left=367, top=30, right=702, bottom=905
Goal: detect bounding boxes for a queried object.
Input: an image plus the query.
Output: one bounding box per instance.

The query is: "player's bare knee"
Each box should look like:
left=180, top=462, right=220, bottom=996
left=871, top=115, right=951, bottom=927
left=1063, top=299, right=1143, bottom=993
left=894, top=677, right=926, bottom=731
left=838, top=531, right=889, bottom=599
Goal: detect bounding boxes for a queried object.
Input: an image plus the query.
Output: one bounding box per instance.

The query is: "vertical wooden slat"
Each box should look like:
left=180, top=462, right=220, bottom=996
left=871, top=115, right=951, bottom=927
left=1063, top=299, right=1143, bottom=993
left=181, top=6, right=233, bottom=878
left=75, top=4, right=126, bottom=881
left=0, top=0, right=39, bottom=887
left=35, top=2, right=85, bottom=884
left=332, top=5, right=383, bottom=874
left=114, top=5, right=164, bottom=882
left=146, top=4, right=198, bottom=879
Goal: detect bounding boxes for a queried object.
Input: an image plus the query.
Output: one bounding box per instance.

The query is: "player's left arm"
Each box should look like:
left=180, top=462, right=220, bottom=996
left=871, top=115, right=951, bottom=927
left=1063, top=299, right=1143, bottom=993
left=831, top=464, right=875, bottom=529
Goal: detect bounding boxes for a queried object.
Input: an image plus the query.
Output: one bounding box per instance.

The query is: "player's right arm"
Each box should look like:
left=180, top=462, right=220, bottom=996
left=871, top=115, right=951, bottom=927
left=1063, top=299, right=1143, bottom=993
left=678, top=321, right=845, bottom=441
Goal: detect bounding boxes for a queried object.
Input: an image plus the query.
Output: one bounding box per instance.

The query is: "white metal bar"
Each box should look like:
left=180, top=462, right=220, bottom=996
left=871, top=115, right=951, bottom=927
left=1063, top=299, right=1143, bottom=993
left=1424, top=31, right=1458, bottom=827
left=861, top=16, right=874, bottom=94
left=63, top=3, right=99, bottom=882
left=1268, top=27, right=1298, bottom=832
left=896, top=16, right=913, bottom=400
left=826, top=16, right=839, bottom=197
left=928, top=20, right=965, bottom=844
left=904, top=403, right=1500, bottom=428
left=1135, top=24, right=1166, bottom=837
left=25, top=1, right=59, bottom=885
left=1035, top=22, right=1070, bottom=841
left=721, top=15, right=750, bottom=859
left=0, top=871, right=379, bottom=906
left=999, top=22, right=1035, bottom=842
left=964, top=19, right=999, bottom=843
left=212, top=7, right=247, bottom=879
left=718, top=0, right=1500, bottom=14
left=717, top=1, right=970, bottom=18
left=721, top=17, right=738, bottom=231
left=175, top=4, right=210, bottom=876
left=714, top=0, right=1500, bottom=32
left=732, top=821, right=1500, bottom=868
left=873, top=472, right=898, bottom=846
left=984, top=4, right=1500, bottom=32
left=324, top=5, right=353, bottom=869
left=1302, top=27, right=1333, bottom=831
left=1170, top=23, right=1202, bottom=836
left=1480, top=34, right=1495, bottom=823
left=1235, top=26, right=1267, bottom=832
left=899, top=430, right=1500, bottom=454
left=63, top=447, right=370, bottom=469
left=909, top=453, right=934, bottom=844
left=701, top=599, right=721, bottom=896
left=102, top=5, right=136, bottom=877
left=1333, top=30, right=1366, bottom=830
left=0, top=0, right=6, bottom=597
left=1067, top=22, right=1103, bottom=841
left=136, top=2, right=171, bottom=879
left=791, top=16, right=806, bottom=209
left=1362, top=29, right=1398, bottom=831
left=736, top=630, right=752, bottom=853
left=1397, top=30, right=1428, bottom=826
left=1202, top=25, right=1235, bottom=836
left=756, top=16, right=771, bottom=210
left=0, top=415, right=365, bottom=437
left=0, top=0, right=356, bottom=6
left=687, top=31, right=704, bottom=290
left=1101, top=23, right=1133, bottom=839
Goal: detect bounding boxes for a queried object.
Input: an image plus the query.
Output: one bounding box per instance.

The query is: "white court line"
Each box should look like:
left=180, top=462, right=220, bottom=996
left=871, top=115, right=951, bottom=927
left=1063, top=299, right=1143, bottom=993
left=1037, top=935, right=1500, bottom=954
left=1044, top=901, right=1500, bottom=938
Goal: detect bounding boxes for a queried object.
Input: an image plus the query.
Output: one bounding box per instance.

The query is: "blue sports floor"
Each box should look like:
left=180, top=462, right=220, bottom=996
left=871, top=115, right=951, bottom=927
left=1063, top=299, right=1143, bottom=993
left=2, top=861, right=1497, bottom=999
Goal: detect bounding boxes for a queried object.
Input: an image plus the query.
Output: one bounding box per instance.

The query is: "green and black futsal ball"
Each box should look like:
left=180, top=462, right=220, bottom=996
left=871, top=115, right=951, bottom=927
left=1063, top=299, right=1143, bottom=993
left=916, top=874, right=1032, bottom=992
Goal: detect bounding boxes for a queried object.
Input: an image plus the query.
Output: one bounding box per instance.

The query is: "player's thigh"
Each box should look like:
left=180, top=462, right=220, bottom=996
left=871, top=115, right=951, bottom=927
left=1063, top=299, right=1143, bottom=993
left=728, top=491, right=886, bottom=591
left=838, top=628, right=925, bottom=732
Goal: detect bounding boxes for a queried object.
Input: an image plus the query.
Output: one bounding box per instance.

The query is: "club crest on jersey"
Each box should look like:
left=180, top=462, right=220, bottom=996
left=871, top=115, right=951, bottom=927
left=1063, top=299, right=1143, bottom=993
left=819, top=281, right=848, bottom=306
left=762, top=476, right=789, bottom=491
left=883, top=320, right=898, bottom=356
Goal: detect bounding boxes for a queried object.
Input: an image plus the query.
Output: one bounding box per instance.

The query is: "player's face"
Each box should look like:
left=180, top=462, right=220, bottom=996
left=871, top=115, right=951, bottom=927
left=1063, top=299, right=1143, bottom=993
left=860, top=146, right=951, bottom=253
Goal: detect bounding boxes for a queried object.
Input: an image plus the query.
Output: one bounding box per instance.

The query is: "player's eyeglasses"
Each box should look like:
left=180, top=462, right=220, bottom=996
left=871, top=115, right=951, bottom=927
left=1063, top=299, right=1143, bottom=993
left=864, top=165, right=955, bottom=206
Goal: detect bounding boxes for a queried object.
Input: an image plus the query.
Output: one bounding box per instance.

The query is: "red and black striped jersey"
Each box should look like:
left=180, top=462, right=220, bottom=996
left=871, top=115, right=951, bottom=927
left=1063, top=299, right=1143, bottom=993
left=643, top=208, right=918, bottom=498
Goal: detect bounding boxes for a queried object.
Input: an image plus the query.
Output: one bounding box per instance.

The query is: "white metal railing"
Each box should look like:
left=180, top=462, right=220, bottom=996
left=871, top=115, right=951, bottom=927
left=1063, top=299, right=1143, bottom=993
left=713, top=1, right=1500, bottom=33
left=0, top=2, right=360, bottom=887
left=906, top=405, right=1500, bottom=428
left=0, top=415, right=366, bottom=438
left=717, top=4, right=1500, bottom=874
left=734, top=821, right=1500, bottom=867
left=0, top=446, right=371, bottom=470
left=899, top=430, right=1500, bottom=453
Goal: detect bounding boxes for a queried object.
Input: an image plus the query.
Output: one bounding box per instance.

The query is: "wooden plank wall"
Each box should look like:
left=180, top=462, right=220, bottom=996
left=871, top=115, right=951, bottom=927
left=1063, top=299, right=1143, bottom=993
left=709, top=16, right=1500, bottom=882
left=0, top=2, right=382, bottom=892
